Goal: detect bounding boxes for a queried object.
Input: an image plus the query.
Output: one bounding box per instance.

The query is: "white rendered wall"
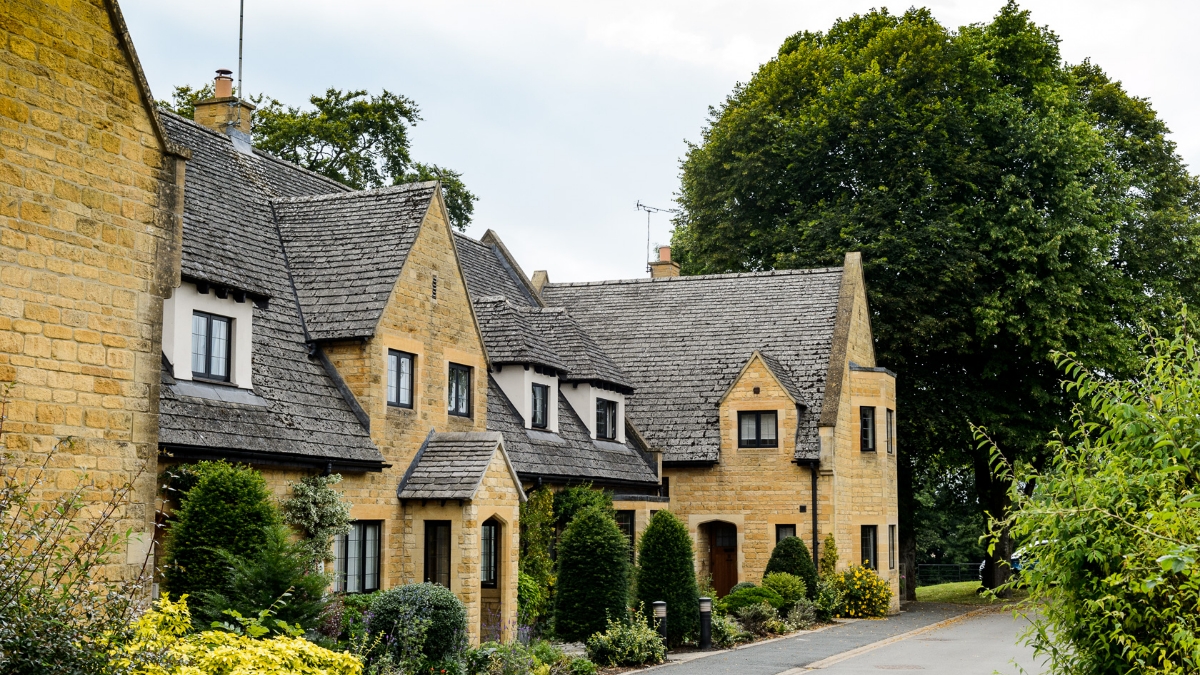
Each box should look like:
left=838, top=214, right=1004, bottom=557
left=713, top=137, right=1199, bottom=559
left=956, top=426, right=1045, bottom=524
left=561, top=382, right=625, bottom=443
left=162, top=281, right=254, bottom=389
left=492, top=365, right=559, bottom=433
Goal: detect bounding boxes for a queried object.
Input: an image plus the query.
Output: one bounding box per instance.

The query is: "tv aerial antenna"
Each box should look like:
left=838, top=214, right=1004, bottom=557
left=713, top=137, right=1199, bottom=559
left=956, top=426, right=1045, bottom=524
left=636, top=201, right=674, bottom=272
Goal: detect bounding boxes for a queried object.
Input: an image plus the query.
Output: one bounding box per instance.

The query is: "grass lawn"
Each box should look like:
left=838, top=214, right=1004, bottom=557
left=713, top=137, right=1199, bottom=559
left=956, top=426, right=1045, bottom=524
left=915, top=580, right=1007, bottom=604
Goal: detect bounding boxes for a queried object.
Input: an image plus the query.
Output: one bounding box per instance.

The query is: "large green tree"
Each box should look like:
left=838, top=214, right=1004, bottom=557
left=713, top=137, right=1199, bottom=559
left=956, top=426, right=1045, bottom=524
left=161, top=86, right=477, bottom=230
left=671, top=3, right=1200, bottom=592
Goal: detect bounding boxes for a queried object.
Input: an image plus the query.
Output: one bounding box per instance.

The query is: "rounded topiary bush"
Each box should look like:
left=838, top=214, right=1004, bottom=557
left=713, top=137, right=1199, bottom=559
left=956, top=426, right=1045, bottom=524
left=634, top=510, right=699, bottom=646
left=764, top=536, right=818, bottom=601
left=715, top=586, right=785, bottom=615
left=729, top=581, right=757, bottom=594
left=163, top=461, right=280, bottom=605
left=554, top=505, right=629, bottom=641
left=369, top=583, right=468, bottom=664
left=762, top=571, right=806, bottom=606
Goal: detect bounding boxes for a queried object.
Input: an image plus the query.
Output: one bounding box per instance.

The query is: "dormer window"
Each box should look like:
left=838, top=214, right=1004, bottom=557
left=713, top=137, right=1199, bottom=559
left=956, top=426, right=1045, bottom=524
left=596, top=398, right=618, bottom=440
left=388, top=350, right=414, bottom=408
left=738, top=411, right=778, bottom=448
left=531, top=383, right=549, bottom=429
left=191, top=311, right=231, bottom=382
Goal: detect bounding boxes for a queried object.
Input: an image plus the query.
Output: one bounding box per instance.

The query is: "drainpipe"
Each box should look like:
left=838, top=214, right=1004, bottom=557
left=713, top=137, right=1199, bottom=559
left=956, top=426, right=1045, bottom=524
left=810, top=461, right=819, bottom=567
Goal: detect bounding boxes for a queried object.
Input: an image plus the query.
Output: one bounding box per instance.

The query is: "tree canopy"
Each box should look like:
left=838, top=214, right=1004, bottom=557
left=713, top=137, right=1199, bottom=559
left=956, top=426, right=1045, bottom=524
left=671, top=2, right=1200, bottom=587
left=161, top=86, right=477, bottom=230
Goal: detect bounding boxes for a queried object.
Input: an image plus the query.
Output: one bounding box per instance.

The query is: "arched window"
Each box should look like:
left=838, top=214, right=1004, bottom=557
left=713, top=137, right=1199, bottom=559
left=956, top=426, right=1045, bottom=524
left=481, top=518, right=500, bottom=588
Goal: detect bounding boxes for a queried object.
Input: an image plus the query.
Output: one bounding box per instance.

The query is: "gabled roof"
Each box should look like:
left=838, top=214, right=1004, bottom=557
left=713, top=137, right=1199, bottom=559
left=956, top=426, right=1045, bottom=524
left=273, top=183, right=437, bottom=341
left=472, top=297, right=569, bottom=373
left=526, top=308, right=632, bottom=390
left=486, top=376, right=658, bottom=486
left=716, top=351, right=808, bottom=407
left=397, top=431, right=526, bottom=501
left=454, top=231, right=543, bottom=307
left=542, top=269, right=844, bottom=463
left=157, top=113, right=382, bottom=469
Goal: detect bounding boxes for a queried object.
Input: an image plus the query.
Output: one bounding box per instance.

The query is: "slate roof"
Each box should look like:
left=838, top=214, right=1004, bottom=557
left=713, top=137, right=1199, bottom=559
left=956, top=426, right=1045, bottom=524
left=542, top=270, right=845, bottom=463
left=472, top=297, right=569, bottom=372
left=273, top=184, right=437, bottom=342
left=397, top=432, right=525, bottom=501
left=454, top=233, right=541, bottom=306
left=486, top=376, right=658, bottom=486
left=157, top=112, right=383, bottom=468
left=525, top=308, right=632, bottom=390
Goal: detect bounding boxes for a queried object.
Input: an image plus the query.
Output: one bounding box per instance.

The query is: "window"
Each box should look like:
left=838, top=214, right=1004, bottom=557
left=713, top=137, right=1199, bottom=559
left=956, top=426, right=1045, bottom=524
left=596, top=398, right=618, bottom=440
left=387, top=350, right=414, bottom=408
left=660, top=476, right=670, bottom=499
left=737, top=411, right=778, bottom=448
left=531, top=383, right=549, bottom=429
left=889, top=524, right=896, bottom=570
left=191, top=311, right=232, bottom=381
left=448, top=363, right=471, bottom=417
left=776, top=524, right=797, bottom=544
left=886, top=409, right=895, bottom=454
left=860, top=406, right=877, bottom=452
left=861, top=525, right=878, bottom=570
left=614, top=510, right=635, bottom=560
left=424, top=520, right=451, bottom=587
left=481, top=519, right=499, bottom=588
left=334, top=521, right=381, bottom=594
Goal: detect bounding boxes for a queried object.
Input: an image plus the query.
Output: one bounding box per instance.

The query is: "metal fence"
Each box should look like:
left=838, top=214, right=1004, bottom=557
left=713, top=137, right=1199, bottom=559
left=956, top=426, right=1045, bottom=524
left=916, top=562, right=982, bottom=587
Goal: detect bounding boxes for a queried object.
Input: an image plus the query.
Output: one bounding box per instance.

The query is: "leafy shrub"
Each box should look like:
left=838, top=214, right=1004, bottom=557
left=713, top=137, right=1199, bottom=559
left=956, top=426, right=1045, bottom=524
left=553, top=485, right=613, bottom=526
left=762, top=572, right=806, bottom=606
left=466, top=639, right=597, bottom=675
left=733, top=602, right=776, bottom=636
left=838, top=565, right=891, bottom=618
left=192, top=524, right=330, bottom=630
left=786, top=597, right=818, bottom=630
left=518, top=570, right=547, bottom=628
left=553, top=506, right=629, bottom=641
left=986, top=319, right=1200, bottom=675
left=819, top=532, right=839, bottom=578
left=317, top=591, right=378, bottom=646
left=813, top=577, right=844, bottom=622
left=711, top=613, right=751, bottom=648
left=281, top=473, right=352, bottom=566
left=729, top=581, right=757, bottom=594
left=634, top=510, right=699, bottom=646
left=0, top=435, right=149, bottom=675
left=116, top=595, right=361, bottom=675
left=584, top=607, right=666, bottom=667
left=519, top=487, right=556, bottom=628
left=764, top=536, right=818, bottom=601
left=369, top=583, right=467, bottom=666
left=162, top=461, right=281, bottom=614
left=716, top=586, right=786, bottom=615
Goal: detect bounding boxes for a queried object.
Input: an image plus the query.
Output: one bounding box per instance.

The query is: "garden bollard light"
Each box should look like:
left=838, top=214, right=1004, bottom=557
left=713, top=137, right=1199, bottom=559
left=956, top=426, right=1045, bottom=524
left=652, top=600, right=668, bottom=647
left=699, top=597, right=712, bottom=649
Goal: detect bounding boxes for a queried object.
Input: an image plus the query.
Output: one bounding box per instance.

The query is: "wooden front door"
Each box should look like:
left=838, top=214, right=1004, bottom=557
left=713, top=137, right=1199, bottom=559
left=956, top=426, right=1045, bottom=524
left=709, top=522, right=738, bottom=596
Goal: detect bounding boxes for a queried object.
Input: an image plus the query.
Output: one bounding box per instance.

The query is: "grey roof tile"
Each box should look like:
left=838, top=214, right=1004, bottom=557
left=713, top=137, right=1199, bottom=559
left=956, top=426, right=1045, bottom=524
left=397, top=431, right=524, bottom=500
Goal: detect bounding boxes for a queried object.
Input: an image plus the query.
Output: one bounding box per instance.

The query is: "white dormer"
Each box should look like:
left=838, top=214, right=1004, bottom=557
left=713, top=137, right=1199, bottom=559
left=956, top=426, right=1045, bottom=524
left=562, top=383, right=626, bottom=443
left=163, top=281, right=254, bottom=389
left=492, top=365, right=560, bottom=433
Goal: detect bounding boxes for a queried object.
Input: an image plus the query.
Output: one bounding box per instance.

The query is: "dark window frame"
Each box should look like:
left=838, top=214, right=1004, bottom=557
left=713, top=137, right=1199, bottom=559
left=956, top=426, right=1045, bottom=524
left=888, top=524, right=896, bottom=570
left=614, top=510, right=635, bottom=561
left=776, top=524, right=797, bottom=544
left=448, top=363, right=472, bottom=417
left=531, top=383, right=549, bottom=429
left=861, top=525, right=878, bottom=570
left=737, top=411, right=779, bottom=448
left=424, top=520, right=451, bottom=587
left=334, top=520, right=381, bottom=594
left=660, top=476, right=670, bottom=499
left=596, top=397, right=618, bottom=440
left=885, top=408, right=895, bottom=454
left=481, top=518, right=499, bottom=589
left=860, top=406, right=877, bottom=452
left=191, top=311, right=232, bottom=382
left=387, top=350, right=415, bottom=409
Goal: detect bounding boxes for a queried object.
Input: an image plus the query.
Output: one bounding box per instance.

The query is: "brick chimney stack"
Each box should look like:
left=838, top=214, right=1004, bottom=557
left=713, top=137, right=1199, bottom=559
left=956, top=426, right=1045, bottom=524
left=193, top=69, right=255, bottom=138
left=649, top=245, right=680, bottom=278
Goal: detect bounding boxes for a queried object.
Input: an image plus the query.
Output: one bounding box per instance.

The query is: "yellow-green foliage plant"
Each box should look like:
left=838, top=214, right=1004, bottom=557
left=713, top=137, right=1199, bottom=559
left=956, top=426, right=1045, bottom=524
left=116, top=595, right=361, bottom=675
left=837, top=566, right=891, bottom=618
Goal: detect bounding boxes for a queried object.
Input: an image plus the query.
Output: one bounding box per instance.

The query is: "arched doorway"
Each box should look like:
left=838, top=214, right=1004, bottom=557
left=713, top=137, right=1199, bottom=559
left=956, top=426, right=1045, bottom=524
left=480, top=517, right=503, bottom=642
left=707, top=521, right=738, bottom=596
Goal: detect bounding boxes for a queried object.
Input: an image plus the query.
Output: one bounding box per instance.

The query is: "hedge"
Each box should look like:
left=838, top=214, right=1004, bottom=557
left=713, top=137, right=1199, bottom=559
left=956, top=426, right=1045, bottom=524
left=634, top=510, right=699, bottom=646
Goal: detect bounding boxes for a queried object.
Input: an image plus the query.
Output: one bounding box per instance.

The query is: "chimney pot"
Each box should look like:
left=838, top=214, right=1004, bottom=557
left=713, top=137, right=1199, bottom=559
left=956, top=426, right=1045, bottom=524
left=658, top=245, right=672, bottom=262
left=213, top=69, right=233, bottom=98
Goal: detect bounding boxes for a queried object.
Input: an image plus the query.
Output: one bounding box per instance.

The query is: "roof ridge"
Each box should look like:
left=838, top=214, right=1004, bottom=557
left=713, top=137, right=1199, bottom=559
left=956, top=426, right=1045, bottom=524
left=544, top=266, right=844, bottom=288
left=271, top=181, right=438, bottom=205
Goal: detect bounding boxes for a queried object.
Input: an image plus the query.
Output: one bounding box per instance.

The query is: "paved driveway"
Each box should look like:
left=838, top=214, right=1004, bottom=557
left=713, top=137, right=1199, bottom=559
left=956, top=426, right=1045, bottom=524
left=649, top=604, right=1040, bottom=675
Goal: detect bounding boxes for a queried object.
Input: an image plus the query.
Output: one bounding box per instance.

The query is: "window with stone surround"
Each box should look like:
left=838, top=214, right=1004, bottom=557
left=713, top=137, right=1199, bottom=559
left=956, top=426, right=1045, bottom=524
left=191, top=311, right=232, bottom=382
left=860, top=406, right=877, bottom=452
left=886, top=408, right=895, bottom=454
left=448, top=363, right=472, bottom=417
left=333, top=521, right=381, bottom=594
left=738, top=411, right=778, bottom=448
left=388, top=350, right=414, bottom=408
left=776, top=524, right=797, bottom=543
left=861, top=525, right=878, bottom=570
left=615, top=510, right=635, bottom=560
left=889, top=524, right=896, bottom=569
left=424, top=520, right=451, bottom=587
left=481, top=519, right=500, bottom=588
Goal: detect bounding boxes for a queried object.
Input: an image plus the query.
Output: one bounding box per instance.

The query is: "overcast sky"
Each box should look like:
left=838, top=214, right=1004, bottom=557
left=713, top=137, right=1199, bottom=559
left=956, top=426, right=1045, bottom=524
left=122, top=1, right=1200, bottom=283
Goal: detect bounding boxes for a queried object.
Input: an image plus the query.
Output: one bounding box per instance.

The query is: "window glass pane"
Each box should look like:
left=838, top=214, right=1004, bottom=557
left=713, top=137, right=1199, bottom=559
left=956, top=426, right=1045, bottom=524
left=209, top=317, right=229, bottom=378
left=364, top=523, right=379, bottom=591
left=861, top=406, right=876, bottom=451
left=481, top=522, right=496, bottom=586
left=347, top=523, right=362, bottom=593
left=739, top=413, right=756, bottom=445
left=191, top=314, right=208, bottom=373
left=760, top=412, right=777, bottom=443
left=608, top=401, right=618, bottom=439
left=532, top=384, right=547, bottom=428
left=886, top=409, right=895, bottom=453
left=399, top=355, right=412, bottom=406
left=333, top=532, right=347, bottom=593
left=387, top=353, right=398, bottom=403
left=615, top=511, right=635, bottom=560
left=425, top=521, right=451, bottom=587
left=596, top=399, right=608, bottom=439
left=777, top=524, right=796, bottom=543
left=448, top=365, right=469, bottom=415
